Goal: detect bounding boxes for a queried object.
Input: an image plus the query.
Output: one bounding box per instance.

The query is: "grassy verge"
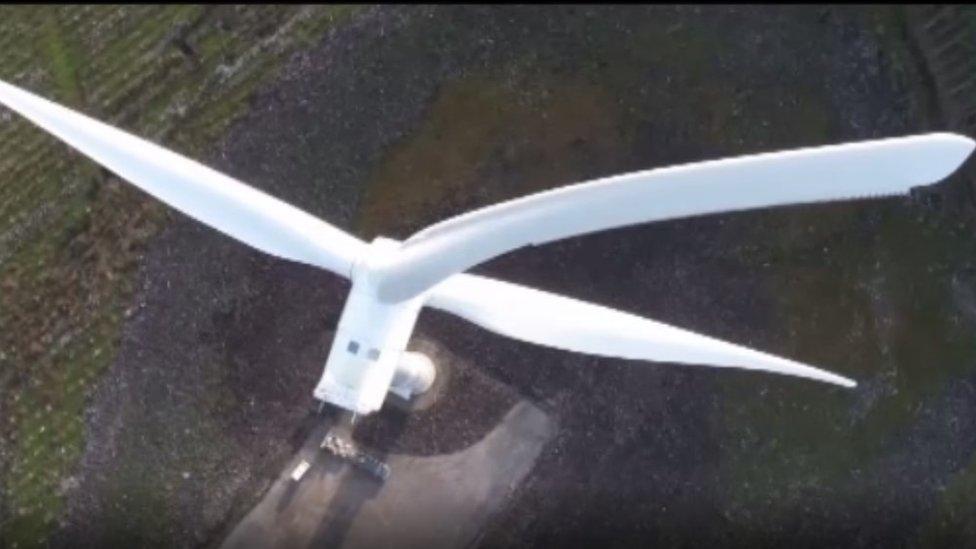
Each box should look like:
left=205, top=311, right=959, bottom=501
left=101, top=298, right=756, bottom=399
left=0, top=6, right=359, bottom=547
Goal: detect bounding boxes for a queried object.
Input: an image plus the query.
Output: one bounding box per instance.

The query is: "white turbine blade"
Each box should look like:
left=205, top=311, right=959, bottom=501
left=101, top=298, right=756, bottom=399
left=376, top=133, right=974, bottom=301
left=0, top=79, right=364, bottom=277
left=427, top=273, right=856, bottom=388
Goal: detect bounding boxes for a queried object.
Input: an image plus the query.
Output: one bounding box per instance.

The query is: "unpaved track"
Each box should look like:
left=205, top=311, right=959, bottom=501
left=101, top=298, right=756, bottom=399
left=220, top=401, right=553, bottom=549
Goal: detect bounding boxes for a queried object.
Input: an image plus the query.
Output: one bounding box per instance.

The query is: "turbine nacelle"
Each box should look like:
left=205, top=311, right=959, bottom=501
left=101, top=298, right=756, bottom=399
left=313, top=237, right=430, bottom=414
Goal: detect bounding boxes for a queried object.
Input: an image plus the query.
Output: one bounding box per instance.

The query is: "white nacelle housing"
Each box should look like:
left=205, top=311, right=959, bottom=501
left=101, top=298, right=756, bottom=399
left=314, top=238, right=427, bottom=414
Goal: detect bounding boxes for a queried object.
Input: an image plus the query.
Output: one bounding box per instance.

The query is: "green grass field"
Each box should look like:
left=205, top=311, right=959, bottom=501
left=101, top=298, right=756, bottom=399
left=0, top=6, right=357, bottom=546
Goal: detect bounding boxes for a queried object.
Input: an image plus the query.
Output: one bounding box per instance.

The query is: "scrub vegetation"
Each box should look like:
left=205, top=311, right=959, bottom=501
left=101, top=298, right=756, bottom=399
left=0, top=6, right=357, bottom=547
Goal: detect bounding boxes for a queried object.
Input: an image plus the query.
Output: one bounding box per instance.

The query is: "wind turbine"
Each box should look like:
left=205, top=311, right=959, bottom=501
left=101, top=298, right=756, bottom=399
left=1, top=79, right=973, bottom=421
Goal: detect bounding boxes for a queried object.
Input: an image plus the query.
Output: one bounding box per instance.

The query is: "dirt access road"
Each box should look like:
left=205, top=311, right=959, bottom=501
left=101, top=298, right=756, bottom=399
left=53, top=5, right=976, bottom=548
left=220, top=401, right=553, bottom=549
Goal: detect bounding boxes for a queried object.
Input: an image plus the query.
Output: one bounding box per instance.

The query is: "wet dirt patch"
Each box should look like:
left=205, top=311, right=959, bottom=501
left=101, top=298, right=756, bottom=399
left=355, top=72, right=630, bottom=238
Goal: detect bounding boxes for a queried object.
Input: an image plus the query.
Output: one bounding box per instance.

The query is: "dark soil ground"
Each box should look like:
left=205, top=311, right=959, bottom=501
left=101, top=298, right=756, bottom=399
left=43, top=5, right=976, bottom=547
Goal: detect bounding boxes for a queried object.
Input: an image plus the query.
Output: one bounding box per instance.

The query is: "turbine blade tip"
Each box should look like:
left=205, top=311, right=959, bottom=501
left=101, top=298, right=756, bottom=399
left=934, top=132, right=976, bottom=160
left=837, top=377, right=857, bottom=389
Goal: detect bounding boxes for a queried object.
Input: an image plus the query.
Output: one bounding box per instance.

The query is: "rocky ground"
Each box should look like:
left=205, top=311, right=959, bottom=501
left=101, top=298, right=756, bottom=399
left=4, top=5, right=976, bottom=548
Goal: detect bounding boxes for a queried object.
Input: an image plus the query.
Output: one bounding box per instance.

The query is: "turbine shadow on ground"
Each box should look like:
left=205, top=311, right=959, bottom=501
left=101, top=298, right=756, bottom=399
left=308, top=411, right=405, bottom=548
